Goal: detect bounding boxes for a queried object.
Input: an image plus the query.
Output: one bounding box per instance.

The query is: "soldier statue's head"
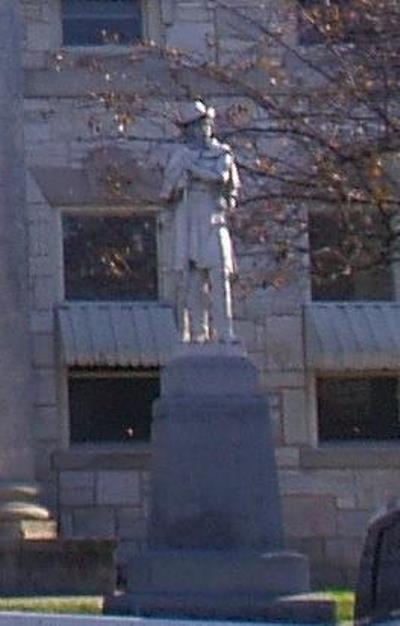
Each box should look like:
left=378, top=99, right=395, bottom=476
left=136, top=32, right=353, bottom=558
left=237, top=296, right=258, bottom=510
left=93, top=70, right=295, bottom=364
left=179, top=100, right=216, bottom=144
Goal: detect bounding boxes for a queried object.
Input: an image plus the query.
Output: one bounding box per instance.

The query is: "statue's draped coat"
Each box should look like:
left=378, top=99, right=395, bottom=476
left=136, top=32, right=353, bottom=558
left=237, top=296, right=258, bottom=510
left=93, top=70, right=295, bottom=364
left=162, top=138, right=240, bottom=275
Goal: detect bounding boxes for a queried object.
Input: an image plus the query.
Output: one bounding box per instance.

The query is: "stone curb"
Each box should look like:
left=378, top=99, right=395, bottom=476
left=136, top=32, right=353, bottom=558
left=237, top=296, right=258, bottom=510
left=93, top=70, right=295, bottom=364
left=0, top=615, right=327, bottom=626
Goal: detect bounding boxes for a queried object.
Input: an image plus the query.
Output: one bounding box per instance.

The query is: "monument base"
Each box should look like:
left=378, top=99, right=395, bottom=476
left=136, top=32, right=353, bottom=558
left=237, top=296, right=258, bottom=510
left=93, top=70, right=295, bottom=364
left=106, top=593, right=335, bottom=623
left=103, top=548, right=335, bottom=622
left=105, top=351, right=327, bottom=621
left=128, top=549, right=309, bottom=595
left=0, top=538, right=116, bottom=594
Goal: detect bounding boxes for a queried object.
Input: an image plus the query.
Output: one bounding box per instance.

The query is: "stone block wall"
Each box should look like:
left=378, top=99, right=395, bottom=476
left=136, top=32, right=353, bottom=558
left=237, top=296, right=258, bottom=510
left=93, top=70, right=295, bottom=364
left=21, top=0, right=61, bottom=68
left=279, top=449, right=400, bottom=587
left=53, top=442, right=400, bottom=587
left=53, top=449, right=151, bottom=571
left=18, top=0, right=400, bottom=589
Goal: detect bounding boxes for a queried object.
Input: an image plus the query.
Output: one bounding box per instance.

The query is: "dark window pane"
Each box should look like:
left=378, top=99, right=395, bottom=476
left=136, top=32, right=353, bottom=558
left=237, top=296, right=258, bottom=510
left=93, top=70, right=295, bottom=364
left=62, top=0, right=142, bottom=46
left=63, top=0, right=140, bottom=16
left=309, top=210, right=393, bottom=301
left=63, top=214, right=158, bottom=301
left=317, top=377, right=400, bottom=441
left=69, top=372, right=159, bottom=443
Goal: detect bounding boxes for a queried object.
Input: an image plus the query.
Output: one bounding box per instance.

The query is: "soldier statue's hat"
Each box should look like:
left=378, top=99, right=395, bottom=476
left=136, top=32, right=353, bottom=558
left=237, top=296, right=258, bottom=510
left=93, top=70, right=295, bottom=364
left=179, top=100, right=216, bottom=126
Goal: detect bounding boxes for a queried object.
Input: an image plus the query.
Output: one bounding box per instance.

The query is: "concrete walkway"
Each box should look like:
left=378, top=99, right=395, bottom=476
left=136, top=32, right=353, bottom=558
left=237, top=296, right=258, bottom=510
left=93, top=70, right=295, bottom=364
left=0, top=615, right=337, bottom=626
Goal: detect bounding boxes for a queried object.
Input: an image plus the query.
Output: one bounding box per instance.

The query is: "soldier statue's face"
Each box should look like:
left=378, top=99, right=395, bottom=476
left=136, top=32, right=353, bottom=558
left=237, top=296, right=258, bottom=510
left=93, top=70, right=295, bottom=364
left=201, top=116, right=214, bottom=139
left=187, top=116, right=214, bottom=145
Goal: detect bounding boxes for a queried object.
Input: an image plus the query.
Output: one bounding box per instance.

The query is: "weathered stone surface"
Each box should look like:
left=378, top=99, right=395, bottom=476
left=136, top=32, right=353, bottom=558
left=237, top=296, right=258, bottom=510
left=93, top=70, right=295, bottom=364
left=287, top=537, right=325, bottom=564
left=35, top=370, right=57, bottom=405
left=33, top=275, right=55, bottom=309
left=96, top=471, right=141, bottom=506
left=73, top=507, right=116, bottom=538
left=33, top=446, right=54, bottom=481
left=282, top=389, right=310, bottom=445
left=337, top=510, right=372, bottom=538
left=265, top=315, right=305, bottom=371
left=311, top=564, right=348, bottom=589
left=275, top=446, right=300, bottom=468
left=60, top=511, right=74, bottom=538
left=151, top=355, right=284, bottom=551
left=35, top=406, right=59, bottom=440
left=355, top=470, right=400, bottom=509
left=301, top=446, right=400, bottom=469
left=282, top=495, right=337, bottom=538
left=59, top=471, right=95, bottom=506
left=53, top=447, right=151, bottom=471
left=127, top=550, right=309, bottom=595
left=280, top=468, right=356, bottom=498
left=111, top=354, right=312, bottom=618
left=263, top=370, right=307, bottom=389
left=0, top=539, right=116, bottom=594
left=24, top=61, right=186, bottom=99
left=167, top=23, right=213, bottom=56
left=30, top=311, right=53, bottom=333
left=107, top=588, right=334, bottom=623
left=337, top=495, right=358, bottom=510
left=0, top=1, right=53, bottom=536
left=325, top=538, right=364, bottom=569
left=0, top=1, right=34, bottom=482
left=32, top=163, right=163, bottom=208
left=117, top=508, right=147, bottom=541
left=235, top=319, right=257, bottom=351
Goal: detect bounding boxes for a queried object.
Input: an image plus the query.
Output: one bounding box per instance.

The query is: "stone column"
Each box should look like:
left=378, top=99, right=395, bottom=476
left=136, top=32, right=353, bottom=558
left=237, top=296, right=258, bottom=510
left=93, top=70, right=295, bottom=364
left=0, top=0, right=49, bottom=536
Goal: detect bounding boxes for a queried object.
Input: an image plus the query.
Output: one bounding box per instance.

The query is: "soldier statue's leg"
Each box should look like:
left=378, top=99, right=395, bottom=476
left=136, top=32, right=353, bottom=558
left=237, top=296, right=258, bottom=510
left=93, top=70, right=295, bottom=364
left=186, top=265, right=210, bottom=342
left=175, top=270, right=190, bottom=342
left=209, top=266, right=235, bottom=342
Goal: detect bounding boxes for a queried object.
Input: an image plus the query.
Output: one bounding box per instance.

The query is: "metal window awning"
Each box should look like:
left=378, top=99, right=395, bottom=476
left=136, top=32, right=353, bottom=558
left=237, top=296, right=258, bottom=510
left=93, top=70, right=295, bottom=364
left=304, top=302, right=400, bottom=371
left=57, top=302, right=179, bottom=368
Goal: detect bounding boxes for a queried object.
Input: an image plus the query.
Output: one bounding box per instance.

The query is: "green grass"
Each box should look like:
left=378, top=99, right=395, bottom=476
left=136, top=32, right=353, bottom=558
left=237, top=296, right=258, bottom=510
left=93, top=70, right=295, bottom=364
left=0, top=590, right=355, bottom=623
left=0, top=596, right=103, bottom=615
left=316, top=588, right=355, bottom=624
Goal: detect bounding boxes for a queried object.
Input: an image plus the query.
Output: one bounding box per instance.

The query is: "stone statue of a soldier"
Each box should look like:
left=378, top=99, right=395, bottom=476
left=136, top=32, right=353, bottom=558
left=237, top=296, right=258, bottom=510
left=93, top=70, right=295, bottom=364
left=161, top=100, right=240, bottom=343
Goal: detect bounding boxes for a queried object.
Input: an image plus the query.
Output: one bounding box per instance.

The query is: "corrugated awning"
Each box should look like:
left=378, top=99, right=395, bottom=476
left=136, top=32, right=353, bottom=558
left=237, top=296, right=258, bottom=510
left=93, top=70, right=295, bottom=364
left=58, top=302, right=179, bottom=367
left=304, top=302, right=400, bottom=370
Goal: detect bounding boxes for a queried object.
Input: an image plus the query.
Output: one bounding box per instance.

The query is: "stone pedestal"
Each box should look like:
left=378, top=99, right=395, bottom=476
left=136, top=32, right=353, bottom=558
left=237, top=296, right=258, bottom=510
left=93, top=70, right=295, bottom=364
left=105, top=349, right=327, bottom=620
left=149, top=352, right=284, bottom=551
left=109, top=549, right=310, bottom=619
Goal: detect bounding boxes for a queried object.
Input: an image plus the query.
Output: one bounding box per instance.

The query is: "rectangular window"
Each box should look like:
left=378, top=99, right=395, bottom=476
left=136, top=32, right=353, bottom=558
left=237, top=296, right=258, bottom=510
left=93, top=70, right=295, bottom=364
left=317, top=377, right=400, bottom=441
left=63, top=213, right=158, bottom=301
left=62, top=0, right=142, bottom=46
left=309, top=209, right=393, bottom=301
left=69, top=369, right=159, bottom=443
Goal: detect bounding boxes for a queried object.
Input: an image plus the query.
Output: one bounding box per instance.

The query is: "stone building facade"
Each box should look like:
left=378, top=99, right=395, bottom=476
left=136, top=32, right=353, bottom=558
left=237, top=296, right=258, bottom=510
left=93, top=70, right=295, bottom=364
left=9, top=0, right=400, bottom=587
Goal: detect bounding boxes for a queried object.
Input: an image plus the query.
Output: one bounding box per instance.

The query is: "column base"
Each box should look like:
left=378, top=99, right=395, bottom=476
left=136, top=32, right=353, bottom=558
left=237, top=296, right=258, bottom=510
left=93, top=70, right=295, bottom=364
left=0, top=482, right=116, bottom=593
left=0, top=481, right=51, bottom=539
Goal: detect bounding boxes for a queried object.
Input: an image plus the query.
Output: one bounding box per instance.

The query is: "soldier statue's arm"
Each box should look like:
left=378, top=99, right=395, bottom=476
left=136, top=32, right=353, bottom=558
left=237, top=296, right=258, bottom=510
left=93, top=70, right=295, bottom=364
left=160, top=147, right=191, bottom=202
left=189, top=150, right=235, bottom=185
